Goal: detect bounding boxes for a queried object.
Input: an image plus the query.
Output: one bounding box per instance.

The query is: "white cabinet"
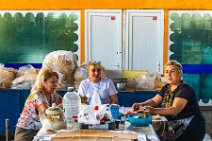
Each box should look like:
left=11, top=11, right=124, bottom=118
left=85, top=10, right=164, bottom=72
left=125, top=10, right=164, bottom=73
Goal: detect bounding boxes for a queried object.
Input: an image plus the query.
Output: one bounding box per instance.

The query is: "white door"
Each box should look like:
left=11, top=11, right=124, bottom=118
left=85, top=10, right=122, bottom=69
left=125, top=10, right=164, bottom=73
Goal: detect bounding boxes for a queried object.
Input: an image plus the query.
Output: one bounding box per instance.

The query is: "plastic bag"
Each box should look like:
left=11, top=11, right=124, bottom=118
left=98, top=104, right=113, bottom=122
left=78, top=105, right=100, bottom=124
left=17, top=64, right=37, bottom=77
left=136, top=73, right=161, bottom=90
left=73, top=64, right=88, bottom=82
left=0, top=63, right=4, bottom=69
left=11, top=82, right=34, bottom=89
left=78, top=104, right=113, bottom=124
left=42, top=50, right=78, bottom=88
left=90, top=88, right=102, bottom=107
left=0, top=66, right=16, bottom=88
left=11, top=65, right=37, bottom=89
left=12, top=74, right=37, bottom=85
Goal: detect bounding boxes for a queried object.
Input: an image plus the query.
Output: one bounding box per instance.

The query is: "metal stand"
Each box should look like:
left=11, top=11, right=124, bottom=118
left=5, top=119, right=9, bottom=141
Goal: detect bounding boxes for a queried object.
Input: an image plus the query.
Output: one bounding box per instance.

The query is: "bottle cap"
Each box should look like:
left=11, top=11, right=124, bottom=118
left=94, top=106, right=99, bottom=111
left=72, top=115, right=78, bottom=119
left=67, top=87, right=74, bottom=91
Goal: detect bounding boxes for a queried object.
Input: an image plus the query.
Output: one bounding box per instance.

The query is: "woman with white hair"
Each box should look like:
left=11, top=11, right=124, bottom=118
left=78, top=61, right=118, bottom=104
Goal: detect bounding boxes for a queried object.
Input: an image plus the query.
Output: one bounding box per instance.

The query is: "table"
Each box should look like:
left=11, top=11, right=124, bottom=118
left=117, top=122, right=160, bottom=141
left=0, top=89, right=157, bottom=133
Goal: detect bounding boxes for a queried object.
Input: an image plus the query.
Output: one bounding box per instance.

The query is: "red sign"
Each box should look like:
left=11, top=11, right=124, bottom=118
left=111, top=16, right=116, bottom=20
left=152, top=16, right=157, bottom=20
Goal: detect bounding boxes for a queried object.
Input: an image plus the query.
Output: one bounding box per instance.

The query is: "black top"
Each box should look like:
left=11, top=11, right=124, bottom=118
left=158, top=81, right=200, bottom=120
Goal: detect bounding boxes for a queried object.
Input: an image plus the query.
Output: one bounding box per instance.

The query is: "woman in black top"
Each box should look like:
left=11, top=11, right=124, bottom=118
left=132, top=60, right=205, bottom=141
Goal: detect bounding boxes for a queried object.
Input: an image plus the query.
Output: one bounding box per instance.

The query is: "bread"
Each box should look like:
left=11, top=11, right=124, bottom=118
left=153, top=114, right=161, bottom=120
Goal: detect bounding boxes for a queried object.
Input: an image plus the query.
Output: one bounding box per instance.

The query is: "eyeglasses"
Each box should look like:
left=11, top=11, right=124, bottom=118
left=91, top=69, right=101, bottom=73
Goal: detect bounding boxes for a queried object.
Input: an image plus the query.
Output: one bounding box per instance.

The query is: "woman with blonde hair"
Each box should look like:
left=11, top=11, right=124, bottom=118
left=132, top=60, right=205, bottom=141
left=78, top=61, right=118, bottom=104
left=14, top=69, right=62, bottom=141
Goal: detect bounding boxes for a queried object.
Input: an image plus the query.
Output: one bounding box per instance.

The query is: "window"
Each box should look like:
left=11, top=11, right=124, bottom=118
left=0, top=10, right=80, bottom=65
left=169, top=10, right=212, bottom=103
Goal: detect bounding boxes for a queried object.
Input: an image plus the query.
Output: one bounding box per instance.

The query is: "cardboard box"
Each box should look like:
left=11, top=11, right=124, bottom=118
left=122, top=70, right=148, bottom=79
left=52, top=129, right=138, bottom=141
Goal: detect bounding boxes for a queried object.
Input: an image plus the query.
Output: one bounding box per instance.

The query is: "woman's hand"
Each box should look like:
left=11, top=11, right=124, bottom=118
left=143, top=106, right=155, bottom=114
left=110, top=94, right=118, bottom=104
left=132, top=103, right=145, bottom=111
left=132, top=103, right=140, bottom=111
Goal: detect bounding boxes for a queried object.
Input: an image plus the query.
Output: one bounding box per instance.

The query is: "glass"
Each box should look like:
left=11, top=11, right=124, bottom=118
left=169, top=11, right=212, bottom=103
left=0, top=11, right=80, bottom=64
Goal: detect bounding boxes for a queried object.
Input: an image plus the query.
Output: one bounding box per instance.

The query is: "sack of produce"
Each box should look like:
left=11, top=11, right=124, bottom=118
left=73, top=63, right=88, bottom=82
left=42, top=50, right=78, bottom=88
left=0, top=64, right=16, bottom=88
left=11, top=65, right=37, bottom=89
left=136, top=73, right=162, bottom=90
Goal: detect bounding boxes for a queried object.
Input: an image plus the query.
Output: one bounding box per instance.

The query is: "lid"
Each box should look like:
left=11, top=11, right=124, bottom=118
left=67, top=87, right=75, bottom=91
left=45, top=103, right=63, bottom=116
left=72, top=115, right=78, bottom=119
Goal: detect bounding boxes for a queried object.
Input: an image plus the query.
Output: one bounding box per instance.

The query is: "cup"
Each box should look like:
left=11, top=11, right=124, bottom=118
left=110, top=104, right=120, bottom=120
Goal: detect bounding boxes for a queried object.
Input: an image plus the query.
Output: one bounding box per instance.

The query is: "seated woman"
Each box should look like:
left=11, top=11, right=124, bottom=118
left=14, top=69, right=62, bottom=141
left=77, top=61, right=118, bottom=104
left=132, top=60, right=205, bottom=141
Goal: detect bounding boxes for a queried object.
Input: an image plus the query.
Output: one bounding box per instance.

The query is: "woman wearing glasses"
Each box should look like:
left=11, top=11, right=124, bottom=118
left=132, top=60, right=205, bottom=141
left=77, top=61, right=118, bottom=104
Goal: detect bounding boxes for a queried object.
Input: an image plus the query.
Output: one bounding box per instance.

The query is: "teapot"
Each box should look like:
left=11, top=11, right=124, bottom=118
left=39, top=103, right=67, bottom=132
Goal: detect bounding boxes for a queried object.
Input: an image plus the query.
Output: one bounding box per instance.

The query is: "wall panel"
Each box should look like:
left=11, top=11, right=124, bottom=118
left=1, top=0, right=212, bottom=64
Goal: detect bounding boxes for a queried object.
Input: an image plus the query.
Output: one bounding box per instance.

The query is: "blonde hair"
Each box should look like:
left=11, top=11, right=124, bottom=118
left=88, top=61, right=106, bottom=71
left=31, top=68, right=59, bottom=92
left=164, top=60, right=183, bottom=71
left=88, top=61, right=102, bottom=70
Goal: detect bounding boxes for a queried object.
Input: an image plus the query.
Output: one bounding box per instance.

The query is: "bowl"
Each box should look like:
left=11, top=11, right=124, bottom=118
left=116, top=82, right=127, bottom=91
left=128, top=114, right=152, bottom=127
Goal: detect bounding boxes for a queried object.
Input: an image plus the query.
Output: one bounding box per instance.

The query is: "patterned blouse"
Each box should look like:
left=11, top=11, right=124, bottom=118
left=159, top=81, right=200, bottom=119
left=161, top=84, right=174, bottom=108
left=16, top=91, right=62, bottom=130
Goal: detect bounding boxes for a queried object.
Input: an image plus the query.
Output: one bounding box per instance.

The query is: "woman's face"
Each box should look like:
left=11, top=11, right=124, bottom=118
left=42, top=76, right=58, bottom=94
left=164, top=65, right=182, bottom=85
left=88, top=65, right=101, bottom=83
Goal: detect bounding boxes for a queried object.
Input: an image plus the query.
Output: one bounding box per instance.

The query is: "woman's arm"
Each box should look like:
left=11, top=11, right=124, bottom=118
left=132, top=94, right=162, bottom=111
left=144, top=94, right=163, bottom=107
left=109, top=94, right=118, bottom=104
left=77, top=80, right=87, bottom=97
left=57, top=103, right=63, bottom=109
left=37, top=103, right=49, bottom=113
left=145, top=97, right=188, bottom=116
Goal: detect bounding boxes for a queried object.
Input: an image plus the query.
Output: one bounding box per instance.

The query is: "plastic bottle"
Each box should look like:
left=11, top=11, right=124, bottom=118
left=90, top=88, right=101, bottom=107
left=63, top=87, right=81, bottom=127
